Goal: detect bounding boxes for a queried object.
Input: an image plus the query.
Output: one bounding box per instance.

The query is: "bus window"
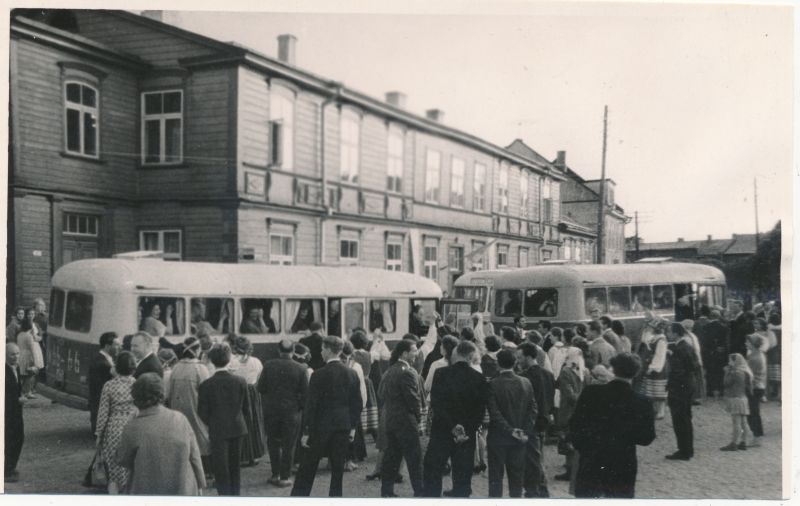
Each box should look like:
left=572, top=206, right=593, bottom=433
left=608, top=287, right=631, bottom=314
left=344, top=301, right=365, bottom=335
left=584, top=287, right=607, bottom=316
left=495, top=290, right=523, bottom=317
left=696, top=285, right=711, bottom=311
left=49, top=288, right=66, bottom=327
left=631, top=286, right=653, bottom=312
left=455, top=286, right=488, bottom=313
left=65, top=292, right=93, bottom=333
left=240, top=299, right=280, bottom=334
left=287, top=299, right=325, bottom=333
left=523, top=289, right=558, bottom=317
left=441, top=302, right=473, bottom=333
left=652, top=285, right=674, bottom=311
left=139, top=297, right=185, bottom=336
left=369, top=300, right=396, bottom=333
left=412, top=299, right=438, bottom=327
left=328, top=299, right=341, bottom=337
left=191, top=298, right=233, bottom=335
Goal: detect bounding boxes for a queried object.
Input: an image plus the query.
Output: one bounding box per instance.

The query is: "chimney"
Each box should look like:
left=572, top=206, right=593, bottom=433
left=707, top=234, right=712, bottom=241
left=277, top=34, right=297, bottom=65
left=677, top=238, right=684, bottom=242
left=426, top=109, right=444, bottom=122
left=555, top=151, right=566, bottom=170
left=385, top=92, right=407, bottom=109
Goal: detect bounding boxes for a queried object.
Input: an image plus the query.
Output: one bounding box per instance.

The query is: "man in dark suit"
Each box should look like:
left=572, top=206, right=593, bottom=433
left=728, top=301, right=754, bottom=356
left=377, top=338, right=423, bottom=497
left=291, top=336, right=362, bottom=497
left=517, top=342, right=555, bottom=498
left=299, top=322, right=325, bottom=371
left=198, top=343, right=250, bottom=496
left=131, top=332, right=163, bottom=378
left=487, top=349, right=536, bottom=498
left=423, top=340, right=488, bottom=497
left=5, top=343, right=25, bottom=483
left=666, top=323, right=701, bottom=461
left=570, top=353, right=656, bottom=498
left=258, top=338, right=309, bottom=487
left=702, top=310, right=731, bottom=397
left=88, top=332, right=120, bottom=434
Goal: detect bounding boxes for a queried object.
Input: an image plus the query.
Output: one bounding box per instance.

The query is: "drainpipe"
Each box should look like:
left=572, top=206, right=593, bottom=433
left=318, top=82, right=343, bottom=265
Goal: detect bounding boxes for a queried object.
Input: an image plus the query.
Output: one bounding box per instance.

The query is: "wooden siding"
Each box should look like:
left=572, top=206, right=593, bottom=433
left=238, top=67, right=269, bottom=171
left=137, top=203, right=232, bottom=262
left=360, top=114, right=387, bottom=192
left=13, top=195, right=52, bottom=306
left=238, top=207, right=318, bottom=265
left=295, top=92, right=320, bottom=178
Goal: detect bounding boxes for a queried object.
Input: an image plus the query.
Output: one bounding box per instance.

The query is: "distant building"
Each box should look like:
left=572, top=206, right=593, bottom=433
left=626, top=233, right=762, bottom=265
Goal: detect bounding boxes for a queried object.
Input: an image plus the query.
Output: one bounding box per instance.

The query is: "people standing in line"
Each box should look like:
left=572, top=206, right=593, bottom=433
left=586, top=321, right=615, bottom=369
left=95, top=351, right=138, bottom=494
left=131, top=332, right=164, bottom=378
left=517, top=342, right=555, bottom=498
left=299, top=322, right=325, bottom=371
left=554, top=346, right=585, bottom=482
left=745, top=334, right=766, bottom=446
left=611, top=320, right=632, bottom=354
left=422, top=340, right=488, bottom=497
left=766, top=313, right=781, bottom=401
left=701, top=310, right=731, bottom=398
left=167, top=337, right=212, bottom=477
left=291, top=336, right=362, bottom=497
left=378, top=339, right=424, bottom=498
left=198, top=343, right=250, bottom=496
left=117, top=373, right=206, bottom=495
left=665, top=322, right=700, bottom=461
left=728, top=301, right=754, bottom=356
left=598, top=316, right=623, bottom=354
left=229, top=336, right=265, bottom=468
left=569, top=353, right=656, bottom=498
left=637, top=317, right=669, bottom=419
left=16, top=316, right=44, bottom=398
left=88, top=332, right=121, bottom=435
left=6, top=306, right=25, bottom=343
left=258, top=339, right=309, bottom=487
left=5, top=343, right=25, bottom=483
left=487, top=349, right=536, bottom=498
left=720, top=353, right=753, bottom=451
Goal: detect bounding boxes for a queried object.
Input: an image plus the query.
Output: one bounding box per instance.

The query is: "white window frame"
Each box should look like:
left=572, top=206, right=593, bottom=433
left=450, top=157, right=465, bottom=208
left=498, top=164, right=509, bottom=214
left=497, top=244, right=509, bottom=267
left=519, top=247, right=529, bottom=268
left=423, top=244, right=438, bottom=280
left=340, top=111, right=360, bottom=184
left=63, top=213, right=100, bottom=237
left=386, top=240, right=403, bottom=271
left=474, top=162, right=487, bottom=211
left=520, top=170, right=529, bottom=219
left=387, top=128, right=404, bottom=193
left=425, top=150, right=441, bottom=204
left=139, top=229, right=182, bottom=260
left=472, top=240, right=486, bottom=271
left=543, top=179, right=553, bottom=223
left=339, top=228, right=361, bottom=263
left=564, top=239, right=572, bottom=260
left=141, top=89, right=183, bottom=165
left=64, top=81, right=99, bottom=158
left=269, top=224, right=295, bottom=265
left=269, top=90, right=294, bottom=170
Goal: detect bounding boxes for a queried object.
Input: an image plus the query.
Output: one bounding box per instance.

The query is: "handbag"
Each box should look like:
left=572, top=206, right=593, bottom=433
left=87, top=449, right=107, bottom=488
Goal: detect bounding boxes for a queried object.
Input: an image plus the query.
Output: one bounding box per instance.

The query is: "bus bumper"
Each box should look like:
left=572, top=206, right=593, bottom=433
left=36, top=382, right=88, bottom=411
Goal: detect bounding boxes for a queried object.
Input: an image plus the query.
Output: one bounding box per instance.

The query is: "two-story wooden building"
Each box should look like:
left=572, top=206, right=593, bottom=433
left=8, top=9, right=572, bottom=310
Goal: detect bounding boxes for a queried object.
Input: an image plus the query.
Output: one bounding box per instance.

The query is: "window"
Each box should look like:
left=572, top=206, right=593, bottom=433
left=424, top=245, right=438, bottom=280
left=519, top=247, right=529, bottom=268
left=543, top=179, right=553, bottom=223
left=138, top=296, right=187, bottom=336
left=575, top=243, right=582, bottom=263
left=369, top=300, right=396, bottom=333
left=340, top=111, right=360, bottom=183
left=653, top=285, right=674, bottom=311
left=425, top=150, right=441, bottom=203
left=454, top=286, right=488, bottom=313
left=448, top=246, right=464, bottom=272
left=498, top=164, right=509, bottom=214
left=520, top=171, right=529, bottom=218
left=564, top=240, right=572, bottom=260
left=495, top=290, right=523, bottom=317
left=584, top=287, right=608, bottom=316
left=240, top=298, right=280, bottom=333
left=269, top=223, right=294, bottom=265
left=387, top=129, right=403, bottom=192
left=64, top=82, right=98, bottom=157
left=63, top=213, right=99, bottom=237
left=286, top=299, right=325, bottom=333
left=471, top=240, right=486, bottom=270
left=631, top=286, right=653, bottom=311
left=608, top=287, right=631, bottom=314
left=523, top=288, right=558, bottom=317
left=140, top=229, right=182, bottom=260
left=344, top=301, right=365, bottom=335
left=269, top=91, right=294, bottom=169
left=474, top=162, right=487, bottom=211
left=65, top=291, right=93, bottom=332
left=411, top=299, right=438, bottom=327
left=142, top=90, right=183, bottom=164
left=340, top=239, right=359, bottom=261
left=386, top=240, right=403, bottom=271
left=441, top=301, right=474, bottom=335
left=497, top=244, right=509, bottom=267
left=541, top=249, right=553, bottom=261
left=450, top=157, right=465, bottom=208
left=190, top=298, right=233, bottom=335
left=49, top=289, right=66, bottom=327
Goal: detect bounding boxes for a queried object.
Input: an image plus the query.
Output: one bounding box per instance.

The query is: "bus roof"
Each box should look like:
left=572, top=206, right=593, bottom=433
left=493, top=262, right=726, bottom=288
left=51, top=259, right=443, bottom=298
left=453, top=269, right=512, bottom=286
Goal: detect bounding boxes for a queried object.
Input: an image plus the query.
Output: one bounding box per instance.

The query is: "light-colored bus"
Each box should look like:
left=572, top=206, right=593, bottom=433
left=44, top=257, right=441, bottom=408
left=450, top=269, right=509, bottom=316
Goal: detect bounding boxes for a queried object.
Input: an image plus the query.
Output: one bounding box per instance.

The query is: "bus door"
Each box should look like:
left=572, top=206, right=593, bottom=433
left=440, top=298, right=477, bottom=332
left=674, top=283, right=696, bottom=320
left=341, top=298, right=366, bottom=337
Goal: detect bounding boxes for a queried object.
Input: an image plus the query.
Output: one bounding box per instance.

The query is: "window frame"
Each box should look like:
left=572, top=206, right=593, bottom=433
left=423, top=244, right=439, bottom=280
left=139, top=229, right=183, bottom=261
left=474, top=162, right=487, bottom=211
left=450, top=157, right=465, bottom=208
left=269, top=90, right=295, bottom=170
left=340, top=239, right=360, bottom=262
left=269, top=233, right=295, bottom=265
left=498, top=164, right=509, bottom=214
left=63, top=213, right=100, bottom=237
left=497, top=244, right=509, bottom=268
left=386, top=128, right=404, bottom=193
left=64, top=80, right=100, bottom=159
left=141, top=89, right=184, bottom=166
left=64, top=291, right=93, bottom=333
left=425, top=149, right=441, bottom=204
left=386, top=240, right=403, bottom=271
left=340, top=111, right=361, bottom=184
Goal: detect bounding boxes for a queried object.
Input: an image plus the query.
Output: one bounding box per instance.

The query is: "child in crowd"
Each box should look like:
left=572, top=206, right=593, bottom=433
left=720, top=353, right=753, bottom=451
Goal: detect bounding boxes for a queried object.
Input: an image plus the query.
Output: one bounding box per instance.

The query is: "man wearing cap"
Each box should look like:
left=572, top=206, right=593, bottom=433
left=258, top=339, right=309, bottom=487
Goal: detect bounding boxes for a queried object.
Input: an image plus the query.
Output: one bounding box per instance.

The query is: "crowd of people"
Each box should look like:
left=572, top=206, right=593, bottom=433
left=4, top=297, right=783, bottom=498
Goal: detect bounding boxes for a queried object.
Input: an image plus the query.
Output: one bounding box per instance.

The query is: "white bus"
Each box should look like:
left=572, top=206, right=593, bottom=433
left=43, top=257, right=441, bottom=408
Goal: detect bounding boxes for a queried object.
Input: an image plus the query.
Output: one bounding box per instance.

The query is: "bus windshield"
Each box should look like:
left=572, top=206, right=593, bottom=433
left=453, top=286, right=488, bottom=312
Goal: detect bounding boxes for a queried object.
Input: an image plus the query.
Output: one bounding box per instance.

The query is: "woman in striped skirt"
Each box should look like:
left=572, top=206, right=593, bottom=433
left=637, top=317, right=670, bottom=419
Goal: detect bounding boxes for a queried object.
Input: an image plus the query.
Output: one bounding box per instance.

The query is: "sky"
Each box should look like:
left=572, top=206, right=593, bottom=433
left=163, top=2, right=793, bottom=243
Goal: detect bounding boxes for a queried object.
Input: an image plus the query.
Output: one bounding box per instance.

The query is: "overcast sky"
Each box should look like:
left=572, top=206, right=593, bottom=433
left=167, top=2, right=793, bottom=243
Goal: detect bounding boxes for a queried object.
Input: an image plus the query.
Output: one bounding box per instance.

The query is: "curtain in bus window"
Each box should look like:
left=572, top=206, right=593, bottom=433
left=523, top=289, right=558, bottom=317
left=311, top=300, right=323, bottom=325
left=652, top=285, right=674, bottom=311
left=288, top=299, right=319, bottom=333
left=344, top=302, right=364, bottom=335
left=608, top=287, right=631, bottom=315
left=584, top=288, right=607, bottom=316
left=286, top=300, right=301, bottom=332
left=630, top=286, right=652, bottom=313
left=174, top=299, right=185, bottom=334
left=369, top=301, right=396, bottom=333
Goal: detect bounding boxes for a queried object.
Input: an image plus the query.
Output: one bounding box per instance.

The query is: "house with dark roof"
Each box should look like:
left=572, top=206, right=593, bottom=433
left=626, top=233, right=761, bottom=265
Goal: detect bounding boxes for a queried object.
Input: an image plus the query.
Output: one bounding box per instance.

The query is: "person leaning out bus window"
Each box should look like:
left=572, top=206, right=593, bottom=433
left=240, top=307, right=275, bottom=334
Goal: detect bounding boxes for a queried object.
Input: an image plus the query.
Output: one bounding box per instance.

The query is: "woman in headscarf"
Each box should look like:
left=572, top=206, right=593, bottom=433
left=471, top=312, right=493, bottom=342
left=157, top=348, right=178, bottom=399
left=636, top=315, right=670, bottom=419
left=16, top=315, right=44, bottom=398
left=167, top=336, right=211, bottom=476
left=554, top=345, right=586, bottom=483
left=680, top=319, right=705, bottom=404
left=720, top=353, right=753, bottom=451
left=229, top=335, right=265, bottom=467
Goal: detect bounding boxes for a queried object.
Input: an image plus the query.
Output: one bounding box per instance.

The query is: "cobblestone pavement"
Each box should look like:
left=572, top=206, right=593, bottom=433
left=4, top=395, right=783, bottom=498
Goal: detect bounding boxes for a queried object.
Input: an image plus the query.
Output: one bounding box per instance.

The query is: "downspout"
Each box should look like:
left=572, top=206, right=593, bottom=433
left=318, top=82, right=343, bottom=265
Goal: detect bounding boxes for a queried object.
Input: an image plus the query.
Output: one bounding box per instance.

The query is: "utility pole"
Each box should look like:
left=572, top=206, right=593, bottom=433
left=596, top=105, right=608, bottom=264
left=754, top=177, right=760, bottom=250
left=635, top=211, right=640, bottom=261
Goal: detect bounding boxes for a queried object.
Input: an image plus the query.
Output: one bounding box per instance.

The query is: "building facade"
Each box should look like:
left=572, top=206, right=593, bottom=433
left=8, top=9, right=572, bottom=310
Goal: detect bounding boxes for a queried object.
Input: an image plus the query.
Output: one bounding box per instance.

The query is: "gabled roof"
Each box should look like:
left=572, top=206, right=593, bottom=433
left=506, top=139, right=559, bottom=171
left=725, top=234, right=760, bottom=255
left=697, top=239, right=735, bottom=256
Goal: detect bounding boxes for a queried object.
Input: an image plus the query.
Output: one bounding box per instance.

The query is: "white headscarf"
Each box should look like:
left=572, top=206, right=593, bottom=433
left=472, top=312, right=486, bottom=341
left=563, top=346, right=585, bottom=381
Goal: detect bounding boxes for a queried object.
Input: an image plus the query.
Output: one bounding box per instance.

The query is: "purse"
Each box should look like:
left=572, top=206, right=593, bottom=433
left=89, top=449, right=108, bottom=488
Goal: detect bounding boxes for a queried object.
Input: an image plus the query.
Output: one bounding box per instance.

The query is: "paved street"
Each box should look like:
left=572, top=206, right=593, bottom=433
left=4, top=393, right=783, bottom=499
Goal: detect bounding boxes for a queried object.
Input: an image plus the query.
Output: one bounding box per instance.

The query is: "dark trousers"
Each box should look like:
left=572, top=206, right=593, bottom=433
left=422, top=431, right=476, bottom=497
left=668, top=395, right=694, bottom=457
left=89, top=404, right=99, bottom=436
left=210, top=436, right=242, bottom=496
left=523, top=433, right=549, bottom=497
left=291, top=430, right=349, bottom=497
left=4, top=423, right=24, bottom=475
left=487, top=442, right=525, bottom=498
left=381, top=426, right=423, bottom=497
left=574, top=469, right=635, bottom=498
left=706, top=364, right=725, bottom=395
left=265, top=412, right=302, bottom=480
left=747, top=388, right=765, bottom=437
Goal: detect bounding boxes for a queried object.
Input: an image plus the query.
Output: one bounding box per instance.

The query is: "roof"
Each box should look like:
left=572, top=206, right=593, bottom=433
left=51, top=259, right=443, bottom=299
left=453, top=269, right=511, bottom=287
left=505, top=139, right=559, bottom=171
left=630, top=235, right=759, bottom=256
left=725, top=234, right=760, bottom=255
left=559, top=215, right=597, bottom=237
left=633, top=240, right=705, bottom=252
